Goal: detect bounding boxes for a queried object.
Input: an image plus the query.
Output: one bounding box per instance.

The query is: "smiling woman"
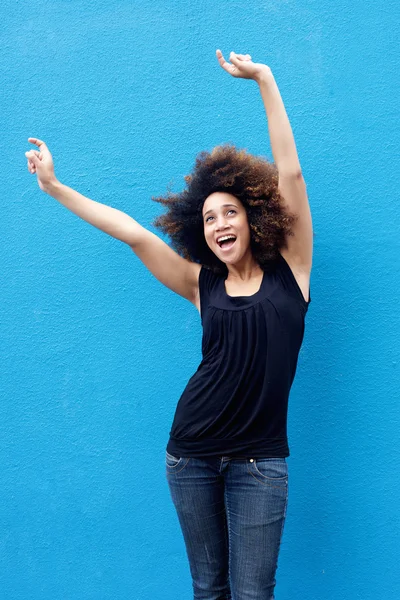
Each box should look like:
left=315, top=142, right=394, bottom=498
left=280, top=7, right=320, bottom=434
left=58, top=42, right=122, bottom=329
left=202, top=193, right=259, bottom=283
left=25, top=49, right=313, bottom=600
left=155, top=50, right=312, bottom=600
left=152, top=144, right=296, bottom=276
left=153, top=144, right=296, bottom=274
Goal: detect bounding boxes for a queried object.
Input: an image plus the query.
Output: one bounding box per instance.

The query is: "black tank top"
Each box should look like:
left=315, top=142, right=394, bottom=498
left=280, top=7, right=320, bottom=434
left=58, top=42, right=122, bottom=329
left=166, top=253, right=311, bottom=458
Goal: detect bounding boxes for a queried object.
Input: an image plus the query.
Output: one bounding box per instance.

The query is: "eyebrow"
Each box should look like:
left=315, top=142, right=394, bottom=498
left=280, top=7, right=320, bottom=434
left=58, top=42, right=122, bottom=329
left=203, top=203, right=238, bottom=218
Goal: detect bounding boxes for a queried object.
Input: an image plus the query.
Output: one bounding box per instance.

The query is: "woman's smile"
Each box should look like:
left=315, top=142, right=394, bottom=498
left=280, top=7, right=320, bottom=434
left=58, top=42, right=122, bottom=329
left=202, top=191, right=251, bottom=263
left=216, top=234, right=238, bottom=252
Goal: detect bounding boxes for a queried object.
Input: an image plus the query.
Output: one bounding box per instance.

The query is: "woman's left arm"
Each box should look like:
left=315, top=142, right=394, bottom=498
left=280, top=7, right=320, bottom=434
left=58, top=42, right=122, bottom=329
left=216, top=50, right=313, bottom=270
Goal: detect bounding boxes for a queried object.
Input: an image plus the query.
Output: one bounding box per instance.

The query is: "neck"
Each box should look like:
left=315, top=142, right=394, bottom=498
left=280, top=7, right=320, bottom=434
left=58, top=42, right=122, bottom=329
left=225, top=255, right=263, bottom=281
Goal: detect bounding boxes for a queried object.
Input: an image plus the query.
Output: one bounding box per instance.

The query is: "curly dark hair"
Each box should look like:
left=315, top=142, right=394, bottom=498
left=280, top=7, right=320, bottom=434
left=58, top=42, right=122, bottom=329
left=152, top=144, right=297, bottom=274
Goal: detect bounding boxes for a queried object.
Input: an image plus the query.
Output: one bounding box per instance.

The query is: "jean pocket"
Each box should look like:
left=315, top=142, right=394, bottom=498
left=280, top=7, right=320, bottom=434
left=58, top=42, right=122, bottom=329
left=251, top=458, right=288, bottom=482
left=166, top=451, right=182, bottom=468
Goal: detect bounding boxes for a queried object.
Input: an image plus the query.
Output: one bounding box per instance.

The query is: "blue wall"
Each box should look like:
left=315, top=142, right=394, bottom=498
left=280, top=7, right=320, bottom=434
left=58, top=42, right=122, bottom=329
left=2, top=1, right=400, bottom=598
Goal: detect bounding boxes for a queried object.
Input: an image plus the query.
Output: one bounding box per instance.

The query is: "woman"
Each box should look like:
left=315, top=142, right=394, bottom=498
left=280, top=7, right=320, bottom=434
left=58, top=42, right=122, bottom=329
left=26, top=50, right=312, bottom=599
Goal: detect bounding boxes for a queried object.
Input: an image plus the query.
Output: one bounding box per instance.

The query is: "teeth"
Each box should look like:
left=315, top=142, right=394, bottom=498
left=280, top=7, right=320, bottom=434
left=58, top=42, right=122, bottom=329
left=217, top=235, right=236, bottom=243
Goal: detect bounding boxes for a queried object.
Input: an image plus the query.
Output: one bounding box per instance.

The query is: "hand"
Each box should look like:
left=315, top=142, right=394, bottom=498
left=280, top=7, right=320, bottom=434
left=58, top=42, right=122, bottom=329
left=216, top=49, right=271, bottom=83
left=25, top=138, right=57, bottom=192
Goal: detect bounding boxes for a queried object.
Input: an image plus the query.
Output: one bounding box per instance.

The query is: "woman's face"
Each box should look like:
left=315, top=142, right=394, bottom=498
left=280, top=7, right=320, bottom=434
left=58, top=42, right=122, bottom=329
left=202, top=192, right=252, bottom=265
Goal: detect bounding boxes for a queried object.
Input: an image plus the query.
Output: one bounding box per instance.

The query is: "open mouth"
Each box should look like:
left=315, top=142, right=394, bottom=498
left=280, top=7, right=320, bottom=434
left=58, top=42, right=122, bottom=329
left=217, top=235, right=236, bottom=251
left=217, top=235, right=237, bottom=251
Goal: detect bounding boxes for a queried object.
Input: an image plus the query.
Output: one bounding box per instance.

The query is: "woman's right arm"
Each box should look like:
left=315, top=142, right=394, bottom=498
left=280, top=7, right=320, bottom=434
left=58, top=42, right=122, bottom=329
left=25, top=138, right=201, bottom=308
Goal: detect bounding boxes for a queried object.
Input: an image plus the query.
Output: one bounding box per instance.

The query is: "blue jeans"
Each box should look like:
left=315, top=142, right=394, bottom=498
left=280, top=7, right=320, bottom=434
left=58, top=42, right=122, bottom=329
left=166, top=452, right=289, bottom=600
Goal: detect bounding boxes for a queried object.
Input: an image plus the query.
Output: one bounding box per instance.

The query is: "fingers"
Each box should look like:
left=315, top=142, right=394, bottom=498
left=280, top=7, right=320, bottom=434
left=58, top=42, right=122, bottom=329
left=216, top=49, right=253, bottom=77
left=26, top=139, right=47, bottom=176
left=216, top=49, right=230, bottom=69
left=26, top=154, right=36, bottom=174
left=216, top=49, right=252, bottom=63
left=229, top=52, right=241, bottom=67
left=25, top=150, right=41, bottom=167
left=27, top=160, right=36, bottom=174
left=216, top=48, right=235, bottom=75
left=217, top=49, right=252, bottom=60
left=28, top=137, right=47, bottom=150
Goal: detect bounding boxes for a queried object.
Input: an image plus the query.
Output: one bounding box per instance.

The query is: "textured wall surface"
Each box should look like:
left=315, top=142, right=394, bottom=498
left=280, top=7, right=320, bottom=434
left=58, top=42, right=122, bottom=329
left=2, top=1, right=400, bottom=598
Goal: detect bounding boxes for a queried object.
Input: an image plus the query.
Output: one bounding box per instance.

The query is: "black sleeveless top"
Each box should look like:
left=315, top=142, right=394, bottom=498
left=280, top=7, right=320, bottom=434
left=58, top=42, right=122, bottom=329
left=166, top=253, right=311, bottom=458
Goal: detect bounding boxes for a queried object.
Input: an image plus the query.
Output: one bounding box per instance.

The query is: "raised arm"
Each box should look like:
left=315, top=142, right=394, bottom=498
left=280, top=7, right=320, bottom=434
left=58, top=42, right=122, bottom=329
left=216, top=50, right=313, bottom=272
left=25, top=138, right=201, bottom=307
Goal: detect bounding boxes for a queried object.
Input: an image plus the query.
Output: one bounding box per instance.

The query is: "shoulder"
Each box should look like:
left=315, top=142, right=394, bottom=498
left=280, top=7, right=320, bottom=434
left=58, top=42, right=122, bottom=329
left=193, top=265, right=223, bottom=315
left=277, top=250, right=311, bottom=305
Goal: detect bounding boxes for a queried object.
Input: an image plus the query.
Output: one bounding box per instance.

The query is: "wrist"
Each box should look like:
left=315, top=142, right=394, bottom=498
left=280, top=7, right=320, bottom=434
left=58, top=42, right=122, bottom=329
left=254, top=66, right=274, bottom=86
left=43, top=177, right=61, bottom=196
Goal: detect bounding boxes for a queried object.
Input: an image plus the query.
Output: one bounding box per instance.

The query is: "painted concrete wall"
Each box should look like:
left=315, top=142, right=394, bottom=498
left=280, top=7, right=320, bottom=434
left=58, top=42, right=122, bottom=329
left=2, top=1, right=399, bottom=598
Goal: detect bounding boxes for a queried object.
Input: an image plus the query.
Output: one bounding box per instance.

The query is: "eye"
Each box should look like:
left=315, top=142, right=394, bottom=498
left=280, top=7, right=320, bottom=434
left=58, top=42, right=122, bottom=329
left=204, top=209, right=236, bottom=223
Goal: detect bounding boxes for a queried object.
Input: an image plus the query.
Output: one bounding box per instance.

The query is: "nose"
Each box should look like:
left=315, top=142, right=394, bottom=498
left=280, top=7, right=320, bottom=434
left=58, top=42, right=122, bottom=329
left=215, top=214, right=229, bottom=230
